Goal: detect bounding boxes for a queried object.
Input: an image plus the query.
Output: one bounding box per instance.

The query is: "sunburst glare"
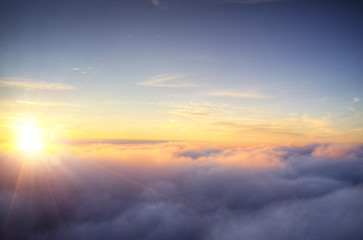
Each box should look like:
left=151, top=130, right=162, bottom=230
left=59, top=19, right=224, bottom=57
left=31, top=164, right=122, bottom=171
left=16, top=124, right=44, bottom=151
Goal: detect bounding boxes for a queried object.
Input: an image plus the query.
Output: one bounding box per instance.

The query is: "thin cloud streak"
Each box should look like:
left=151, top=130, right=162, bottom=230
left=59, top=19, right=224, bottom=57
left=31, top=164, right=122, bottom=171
left=0, top=78, right=76, bottom=90
left=170, top=111, right=212, bottom=117
left=138, top=74, right=201, bottom=88
left=227, top=0, right=286, bottom=4
left=209, top=91, right=270, bottom=99
left=0, top=100, right=82, bottom=108
left=14, top=100, right=35, bottom=105
left=151, top=0, right=286, bottom=8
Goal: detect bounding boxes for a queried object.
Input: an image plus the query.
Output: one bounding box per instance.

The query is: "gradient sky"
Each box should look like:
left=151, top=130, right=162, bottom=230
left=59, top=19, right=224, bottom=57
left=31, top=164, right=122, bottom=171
left=0, top=0, right=362, bottom=144
left=1, top=3, right=363, bottom=238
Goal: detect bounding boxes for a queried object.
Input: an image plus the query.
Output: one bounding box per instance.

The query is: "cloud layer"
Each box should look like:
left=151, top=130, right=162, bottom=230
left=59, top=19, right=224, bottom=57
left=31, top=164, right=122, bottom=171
left=0, top=142, right=362, bottom=240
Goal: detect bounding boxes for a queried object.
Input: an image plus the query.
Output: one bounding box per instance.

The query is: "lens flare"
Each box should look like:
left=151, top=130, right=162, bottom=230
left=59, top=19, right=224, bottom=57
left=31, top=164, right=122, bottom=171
left=16, top=125, right=43, bottom=151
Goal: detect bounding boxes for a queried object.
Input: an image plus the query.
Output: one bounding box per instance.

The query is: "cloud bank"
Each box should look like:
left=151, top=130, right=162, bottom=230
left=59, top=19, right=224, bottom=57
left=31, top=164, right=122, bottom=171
left=0, top=142, right=362, bottom=240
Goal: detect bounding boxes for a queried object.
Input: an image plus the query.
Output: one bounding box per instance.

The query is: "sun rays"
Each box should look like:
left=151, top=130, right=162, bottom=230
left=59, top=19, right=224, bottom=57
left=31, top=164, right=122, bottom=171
left=16, top=124, right=44, bottom=151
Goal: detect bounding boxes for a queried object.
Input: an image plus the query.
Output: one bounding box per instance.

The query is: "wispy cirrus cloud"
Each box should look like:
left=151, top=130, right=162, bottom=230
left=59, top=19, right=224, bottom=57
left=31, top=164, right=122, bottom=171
left=13, top=100, right=82, bottom=108
left=138, top=74, right=201, bottom=88
left=0, top=100, right=82, bottom=109
left=150, top=101, right=228, bottom=119
left=353, top=97, right=361, bottom=103
left=14, top=100, right=36, bottom=105
left=151, top=0, right=285, bottom=8
left=209, top=91, right=269, bottom=99
left=0, top=78, right=76, bottom=90
left=227, top=0, right=285, bottom=4
left=151, top=0, right=161, bottom=7
left=170, top=111, right=212, bottom=117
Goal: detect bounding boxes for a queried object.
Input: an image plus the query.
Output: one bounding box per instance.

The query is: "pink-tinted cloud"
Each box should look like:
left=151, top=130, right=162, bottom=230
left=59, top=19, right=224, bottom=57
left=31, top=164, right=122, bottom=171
left=312, top=143, right=363, bottom=159
left=0, top=142, right=362, bottom=240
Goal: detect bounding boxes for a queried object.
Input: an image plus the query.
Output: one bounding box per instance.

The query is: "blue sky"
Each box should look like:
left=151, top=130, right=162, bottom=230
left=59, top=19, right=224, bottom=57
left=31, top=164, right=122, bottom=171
left=0, top=0, right=362, bottom=142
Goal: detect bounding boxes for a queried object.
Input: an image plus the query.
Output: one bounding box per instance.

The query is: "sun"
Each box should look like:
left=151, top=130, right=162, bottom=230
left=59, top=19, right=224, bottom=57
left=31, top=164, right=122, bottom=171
left=16, top=125, right=44, bottom=151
